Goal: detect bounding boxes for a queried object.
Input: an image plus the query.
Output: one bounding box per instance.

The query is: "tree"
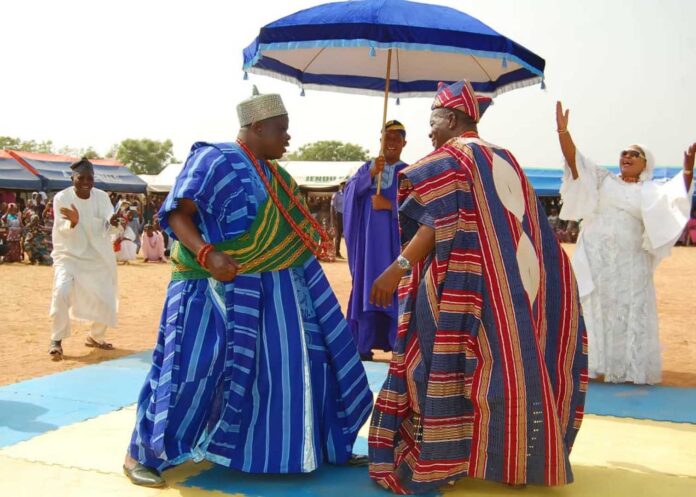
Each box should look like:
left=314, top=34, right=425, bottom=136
left=56, top=145, right=102, bottom=160
left=0, top=136, right=54, bottom=153
left=285, top=140, right=369, bottom=161
left=112, top=138, right=176, bottom=175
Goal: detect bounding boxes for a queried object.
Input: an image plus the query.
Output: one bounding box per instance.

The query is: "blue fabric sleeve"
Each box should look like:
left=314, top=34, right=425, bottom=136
left=158, top=146, right=227, bottom=235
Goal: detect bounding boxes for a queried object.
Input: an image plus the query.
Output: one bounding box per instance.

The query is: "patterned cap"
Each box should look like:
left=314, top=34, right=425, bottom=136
left=237, top=85, right=288, bottom=127
left=70, top=157, right=94, bottom=174
left=431, top=80, right=493, bottom=123
left=383, top=119, right=406, bottom=138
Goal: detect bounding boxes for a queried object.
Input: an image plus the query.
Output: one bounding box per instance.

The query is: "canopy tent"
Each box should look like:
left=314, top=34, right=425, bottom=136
left=138, top=163, right=184, bottom=193
left=281, top=161, right=362, bottom=190
left=6, top=151, right=147, bottom=193
left=139, top=161, right=364, bottom=193
left=0, top=151, right=43, bottom=190
left=524, top=166, right=692, bottom=197
left=136, top=158, right=692, bottom=197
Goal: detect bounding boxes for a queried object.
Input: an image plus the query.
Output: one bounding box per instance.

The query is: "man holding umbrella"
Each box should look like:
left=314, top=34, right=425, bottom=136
left=368, top=81, right=587, bottom=493
left=343, top=120, right=408, bottom=360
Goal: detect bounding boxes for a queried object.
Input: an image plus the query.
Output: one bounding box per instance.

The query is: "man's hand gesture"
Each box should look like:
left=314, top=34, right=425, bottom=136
left=60, top=204, right=79, bottom=228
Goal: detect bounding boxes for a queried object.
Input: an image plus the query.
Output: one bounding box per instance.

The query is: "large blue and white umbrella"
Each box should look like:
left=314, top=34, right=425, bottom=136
left=242, top=0, right=546, bottom=98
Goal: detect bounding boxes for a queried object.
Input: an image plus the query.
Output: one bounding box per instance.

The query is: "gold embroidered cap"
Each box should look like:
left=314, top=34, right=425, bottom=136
left=236, top=85, right=288, bottom=127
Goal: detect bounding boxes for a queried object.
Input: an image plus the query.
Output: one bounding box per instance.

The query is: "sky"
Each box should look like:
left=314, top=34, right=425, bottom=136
left=2, top=0, right=695, bottom=169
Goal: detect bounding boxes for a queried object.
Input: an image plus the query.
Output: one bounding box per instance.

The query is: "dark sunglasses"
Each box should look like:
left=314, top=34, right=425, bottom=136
left=620, top=149, right=645, bottom=160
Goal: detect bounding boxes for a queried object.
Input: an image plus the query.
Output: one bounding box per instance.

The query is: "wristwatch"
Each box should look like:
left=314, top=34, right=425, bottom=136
left=396, top=254, right=412, bottom=270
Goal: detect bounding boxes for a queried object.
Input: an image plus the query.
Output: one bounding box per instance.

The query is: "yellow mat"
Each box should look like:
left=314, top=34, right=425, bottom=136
left=1, top=408, right=694, bottom=497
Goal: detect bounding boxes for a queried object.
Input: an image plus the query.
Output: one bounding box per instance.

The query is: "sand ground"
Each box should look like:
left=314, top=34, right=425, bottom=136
left=1, top=244, right=694, bottom=387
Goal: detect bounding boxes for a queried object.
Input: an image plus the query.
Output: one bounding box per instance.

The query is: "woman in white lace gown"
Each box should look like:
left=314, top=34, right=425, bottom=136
left=556, top=102, right=695, bottom=384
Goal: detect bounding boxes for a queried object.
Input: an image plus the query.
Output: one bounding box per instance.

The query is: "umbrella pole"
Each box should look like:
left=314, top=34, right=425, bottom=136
left=376, top=48, right=393, bottom=196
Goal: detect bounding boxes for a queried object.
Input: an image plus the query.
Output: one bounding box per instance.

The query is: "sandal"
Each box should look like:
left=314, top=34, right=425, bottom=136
left=48, top=340, right=63, bottom=361
left=85, top=336, right=114, bottom=350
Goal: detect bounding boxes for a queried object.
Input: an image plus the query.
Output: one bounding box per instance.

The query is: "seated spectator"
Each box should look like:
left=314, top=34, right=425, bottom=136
left=24, top=214, right=53, bottom=265
left=141, top=224, right=166, bottom=263
left=547, top=207, right=561, bottom=231
left=566, top=220, right=580, bottom=243
left=43, top=201, right=54, bottom=229
left=0, top=223, right=8, bottom=263
left=2, top=203, right=23, bottom=262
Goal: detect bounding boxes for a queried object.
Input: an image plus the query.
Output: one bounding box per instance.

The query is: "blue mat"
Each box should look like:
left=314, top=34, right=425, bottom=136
left=2, top=351, right=696, bottom=450
left=585, top=382, right=696, bottom=423
left=0, top=351, right=151, bottom=447
left=179, top=459, right=438, bottom=497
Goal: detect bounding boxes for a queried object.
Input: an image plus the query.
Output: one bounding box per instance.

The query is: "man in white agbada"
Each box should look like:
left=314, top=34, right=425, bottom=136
left=48, top=158, right=121, bottom=360
left=556, top=101, right=695, bottom=384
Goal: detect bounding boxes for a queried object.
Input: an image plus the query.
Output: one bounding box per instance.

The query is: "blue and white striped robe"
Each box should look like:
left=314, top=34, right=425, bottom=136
left=129, top=142, right=373, bottom=473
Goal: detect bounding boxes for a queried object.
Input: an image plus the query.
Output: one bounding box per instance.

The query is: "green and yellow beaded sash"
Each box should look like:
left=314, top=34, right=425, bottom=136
left=170, top=167, right=319, bottom=280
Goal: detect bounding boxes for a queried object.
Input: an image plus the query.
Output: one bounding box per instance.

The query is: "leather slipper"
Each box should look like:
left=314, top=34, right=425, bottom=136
left=85, top=336, right=114, bottom=350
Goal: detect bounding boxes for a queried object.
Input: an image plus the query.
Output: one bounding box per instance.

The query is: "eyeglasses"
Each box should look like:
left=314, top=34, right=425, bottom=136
left=620, top=149, right=645, bottom=159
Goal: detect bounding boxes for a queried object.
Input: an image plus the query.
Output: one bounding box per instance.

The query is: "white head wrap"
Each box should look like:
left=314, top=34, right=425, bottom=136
left=635, top=144, right=655, bottom=181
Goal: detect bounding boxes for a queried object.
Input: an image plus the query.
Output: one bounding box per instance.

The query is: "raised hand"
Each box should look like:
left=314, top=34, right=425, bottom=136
left=60, top=203, right=80, bottom=227
left=206, top=251, right=241, bottom=282
left=556, top=101, right=570, bottom=132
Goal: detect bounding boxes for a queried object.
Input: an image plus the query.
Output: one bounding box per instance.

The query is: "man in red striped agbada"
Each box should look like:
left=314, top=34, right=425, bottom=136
left=368, top=80, right=587, bottom=494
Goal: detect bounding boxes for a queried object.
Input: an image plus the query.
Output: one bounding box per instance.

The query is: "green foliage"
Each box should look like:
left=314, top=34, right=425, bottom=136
left=285, top=140, right=368, bottom=161
left=0, top=136, right=54, bottom=153
left=56, top=146, right=102, bottom=160
left=112, top=138, right=176, bottom=174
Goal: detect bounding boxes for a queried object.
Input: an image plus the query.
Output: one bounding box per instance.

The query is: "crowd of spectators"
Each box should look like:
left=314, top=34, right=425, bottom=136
left=0, top=192, right=54, bottom=264
left=0, top=191, right=170, bottom=265
left=1, top=191, right=693, bottom=265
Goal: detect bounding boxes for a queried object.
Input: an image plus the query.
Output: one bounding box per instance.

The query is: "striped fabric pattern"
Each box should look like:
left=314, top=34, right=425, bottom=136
left=431, top=80, right=492, bottom=123
left=169, top=165, right=318, bottom=279
left=368, top=133, right=587, bottom=494
left=129, top=142, right=372, bottom=473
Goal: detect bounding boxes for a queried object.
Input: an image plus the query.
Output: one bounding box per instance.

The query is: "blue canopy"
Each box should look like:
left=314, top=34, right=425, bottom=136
left=525, top=166, right=693, bottom=197
left=243, top=0, right=545, bottom=97
left=18, top=158, right=147, bottom=193
left=0, top=157, right=43, bottom=190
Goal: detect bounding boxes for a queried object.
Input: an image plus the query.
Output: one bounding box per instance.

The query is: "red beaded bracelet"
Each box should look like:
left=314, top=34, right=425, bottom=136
left=196, top=243, right=214, bottom=268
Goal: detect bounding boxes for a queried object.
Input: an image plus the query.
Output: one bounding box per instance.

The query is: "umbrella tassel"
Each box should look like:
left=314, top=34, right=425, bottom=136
left=541, top=78, right=546, bottom=90
left=369, top=46, right=376, bottom=57
left=502, top=57, right=508, bottom=69
left=300, top=87, right=306, bottom=97
left=243, top=71, right=249, bottom=80
left=396, top=97, right=400, bottom=106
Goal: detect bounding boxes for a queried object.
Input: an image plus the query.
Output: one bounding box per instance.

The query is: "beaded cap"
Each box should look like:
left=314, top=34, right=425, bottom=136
left=237, top=85, right=288, bottom=126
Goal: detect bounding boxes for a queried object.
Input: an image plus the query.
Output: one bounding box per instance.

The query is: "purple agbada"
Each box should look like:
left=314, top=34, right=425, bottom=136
left=343, top=159, right=407, bottom=355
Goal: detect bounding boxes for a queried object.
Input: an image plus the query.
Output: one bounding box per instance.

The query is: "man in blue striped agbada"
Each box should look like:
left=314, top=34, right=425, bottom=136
left=124, top=86, right=373, bottom=487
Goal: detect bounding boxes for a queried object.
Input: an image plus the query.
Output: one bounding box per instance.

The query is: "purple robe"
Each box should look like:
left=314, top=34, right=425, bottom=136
left=343, top=159, right=407, bottom=355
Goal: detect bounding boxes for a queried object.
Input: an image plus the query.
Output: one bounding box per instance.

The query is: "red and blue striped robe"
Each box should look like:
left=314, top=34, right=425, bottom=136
left=368, top=132, right=587, bottom=494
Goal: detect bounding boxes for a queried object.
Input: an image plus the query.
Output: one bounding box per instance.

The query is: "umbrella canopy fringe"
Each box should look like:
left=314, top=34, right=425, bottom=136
left=245, top=39, right=544, bottom=77
left=246, top=67, right=542, bottom=99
